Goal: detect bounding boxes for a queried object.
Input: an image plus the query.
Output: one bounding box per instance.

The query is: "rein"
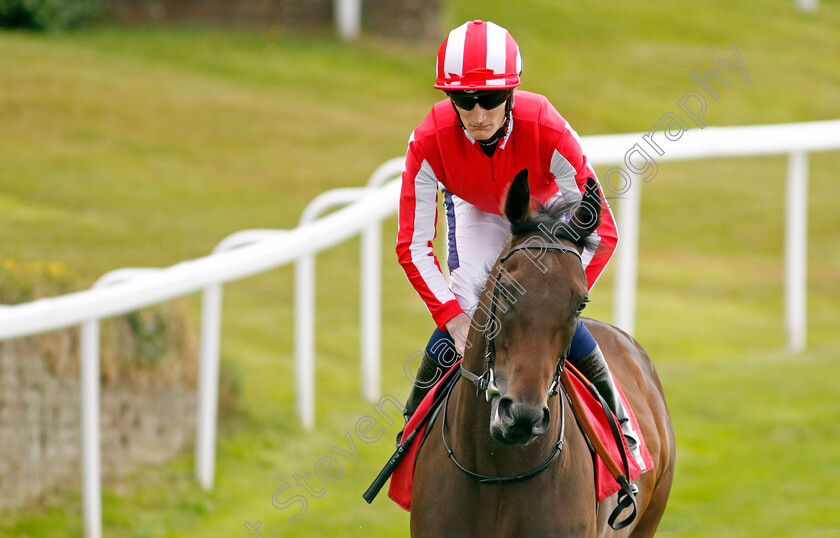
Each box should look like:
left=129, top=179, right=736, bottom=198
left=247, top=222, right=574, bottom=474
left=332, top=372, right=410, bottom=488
left=446, top=241, right=582, bottom=484
left=441, top=363, right=568, bottom=484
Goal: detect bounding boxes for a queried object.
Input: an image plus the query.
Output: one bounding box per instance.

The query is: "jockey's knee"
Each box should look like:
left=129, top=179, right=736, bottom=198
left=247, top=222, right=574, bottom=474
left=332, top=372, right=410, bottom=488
left=568, top=319, right=597, bottom=365
left=425, top=328, right=459, bottom=368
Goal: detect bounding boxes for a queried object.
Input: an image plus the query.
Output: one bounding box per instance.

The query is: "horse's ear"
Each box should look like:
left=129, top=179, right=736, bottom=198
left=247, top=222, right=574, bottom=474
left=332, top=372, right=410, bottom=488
left=505, top=169, right=531, bottom=225
left=570, top=177, right=602, bottom=237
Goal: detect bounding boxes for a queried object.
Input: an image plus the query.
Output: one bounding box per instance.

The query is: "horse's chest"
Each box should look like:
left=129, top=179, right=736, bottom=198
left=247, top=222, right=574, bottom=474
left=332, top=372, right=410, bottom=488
left=411, top=474, right=595, bottom=537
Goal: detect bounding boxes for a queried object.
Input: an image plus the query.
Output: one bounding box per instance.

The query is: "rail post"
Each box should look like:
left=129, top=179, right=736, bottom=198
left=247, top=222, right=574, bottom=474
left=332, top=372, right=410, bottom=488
left=613, top=168, right=641, bottom=335
left=80, top=320, right=102, bottom=538
left=785, top=151, right=808, bottom=352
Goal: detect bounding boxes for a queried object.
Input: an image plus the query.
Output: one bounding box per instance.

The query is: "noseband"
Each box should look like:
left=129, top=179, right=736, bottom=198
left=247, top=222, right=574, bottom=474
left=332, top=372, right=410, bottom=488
left=443, top=241, right=583, bottom=484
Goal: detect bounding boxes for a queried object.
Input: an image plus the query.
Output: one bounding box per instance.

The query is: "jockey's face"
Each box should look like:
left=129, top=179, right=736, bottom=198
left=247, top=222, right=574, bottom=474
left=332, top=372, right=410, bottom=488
left=451, top=96, right=507, bottom=141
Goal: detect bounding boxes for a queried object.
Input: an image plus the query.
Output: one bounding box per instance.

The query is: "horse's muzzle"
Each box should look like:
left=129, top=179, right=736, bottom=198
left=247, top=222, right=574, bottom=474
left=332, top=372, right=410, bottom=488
left=491, top=396, right=550, bottom=445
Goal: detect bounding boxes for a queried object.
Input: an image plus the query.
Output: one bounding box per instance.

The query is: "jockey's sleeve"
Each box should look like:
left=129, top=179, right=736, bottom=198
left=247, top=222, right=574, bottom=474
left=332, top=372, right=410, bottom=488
left=548, top=118, right=619, bottom=291
left=396, top=132, right=464, bottom=329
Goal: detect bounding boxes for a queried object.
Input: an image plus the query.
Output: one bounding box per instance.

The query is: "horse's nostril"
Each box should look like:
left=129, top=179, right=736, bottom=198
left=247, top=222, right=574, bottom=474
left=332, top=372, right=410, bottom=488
left=532, top=406, right=550, bottom=436
left=497, top=397, right=515, bottom=426
left=498, top=397, right=549, bottom=435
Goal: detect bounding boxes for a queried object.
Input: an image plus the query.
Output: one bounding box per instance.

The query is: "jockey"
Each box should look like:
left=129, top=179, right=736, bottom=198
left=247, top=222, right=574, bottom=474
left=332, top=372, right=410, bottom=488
left=395, top=20, right=644, bottom=470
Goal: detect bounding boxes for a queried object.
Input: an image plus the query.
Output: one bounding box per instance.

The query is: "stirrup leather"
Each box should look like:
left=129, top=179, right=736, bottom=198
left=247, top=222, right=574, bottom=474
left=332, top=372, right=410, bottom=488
left=573, top=346, right=646, bottom=472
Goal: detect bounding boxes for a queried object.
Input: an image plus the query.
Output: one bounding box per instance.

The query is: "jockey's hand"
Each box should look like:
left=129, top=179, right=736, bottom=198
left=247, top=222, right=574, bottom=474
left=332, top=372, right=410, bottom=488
left=444, top=313, right=471, bottom=357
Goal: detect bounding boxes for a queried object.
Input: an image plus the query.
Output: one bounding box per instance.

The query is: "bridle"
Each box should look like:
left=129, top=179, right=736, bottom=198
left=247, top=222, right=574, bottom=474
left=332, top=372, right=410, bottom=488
left=443, top=241, right=583, bottom=484
left=460, top=241, right=583, bottom=401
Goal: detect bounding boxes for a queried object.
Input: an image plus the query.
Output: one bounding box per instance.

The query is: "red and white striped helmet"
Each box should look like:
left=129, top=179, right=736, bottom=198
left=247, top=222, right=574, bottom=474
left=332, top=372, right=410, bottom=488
left=434, top=20, right=522, bottom=90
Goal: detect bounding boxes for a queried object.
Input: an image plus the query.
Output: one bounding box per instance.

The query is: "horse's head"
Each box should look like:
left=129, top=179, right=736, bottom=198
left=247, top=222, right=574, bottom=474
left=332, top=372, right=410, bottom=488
left=473, top=169, right=602, bottom=445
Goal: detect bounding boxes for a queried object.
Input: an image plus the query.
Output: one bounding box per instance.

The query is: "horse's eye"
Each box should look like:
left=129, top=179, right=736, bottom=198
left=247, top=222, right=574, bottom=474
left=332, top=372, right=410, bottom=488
left=576, top=300, right=589, bottom=314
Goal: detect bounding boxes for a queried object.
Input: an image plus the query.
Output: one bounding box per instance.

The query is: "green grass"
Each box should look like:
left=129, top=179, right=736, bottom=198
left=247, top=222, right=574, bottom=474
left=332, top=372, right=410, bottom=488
left=1, top=0, right=840, bottom=535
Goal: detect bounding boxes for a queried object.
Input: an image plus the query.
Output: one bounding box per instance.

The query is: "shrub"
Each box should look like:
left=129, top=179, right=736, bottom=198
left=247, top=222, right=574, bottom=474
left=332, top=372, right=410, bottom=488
left=0, top=257, right=74, bottom=304
left=0, top=0, right=100, bottom=31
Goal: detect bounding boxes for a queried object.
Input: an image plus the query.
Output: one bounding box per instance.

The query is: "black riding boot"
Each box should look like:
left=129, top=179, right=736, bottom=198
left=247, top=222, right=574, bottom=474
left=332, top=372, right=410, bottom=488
left=575, top=346, right=646, bottom=472
left=396, top=353, right=444, bottom=446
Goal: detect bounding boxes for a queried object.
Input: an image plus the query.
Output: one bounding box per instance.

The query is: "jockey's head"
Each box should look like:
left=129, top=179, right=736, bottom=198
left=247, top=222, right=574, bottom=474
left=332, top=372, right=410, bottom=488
left=434, top=20, right=522, bottom=141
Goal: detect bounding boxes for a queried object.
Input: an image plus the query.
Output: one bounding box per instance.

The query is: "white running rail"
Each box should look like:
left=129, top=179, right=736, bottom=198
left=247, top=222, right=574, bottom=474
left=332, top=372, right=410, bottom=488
left=580, top=119, right=840, bottom=346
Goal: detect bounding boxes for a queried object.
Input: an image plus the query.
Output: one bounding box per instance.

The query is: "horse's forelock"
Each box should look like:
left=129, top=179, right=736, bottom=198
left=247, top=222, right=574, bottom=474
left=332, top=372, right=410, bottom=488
left=509, top=200, right=598, bottom=251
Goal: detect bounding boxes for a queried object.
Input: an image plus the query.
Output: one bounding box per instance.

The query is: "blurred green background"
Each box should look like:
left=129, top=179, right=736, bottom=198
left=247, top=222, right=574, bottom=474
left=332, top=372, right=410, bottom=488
left=1, top=0, right=839, bottom=536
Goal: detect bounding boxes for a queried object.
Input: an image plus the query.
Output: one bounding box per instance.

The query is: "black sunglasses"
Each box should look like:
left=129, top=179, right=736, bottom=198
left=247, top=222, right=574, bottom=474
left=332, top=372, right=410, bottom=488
left=446, top=89, right=511, bottom=111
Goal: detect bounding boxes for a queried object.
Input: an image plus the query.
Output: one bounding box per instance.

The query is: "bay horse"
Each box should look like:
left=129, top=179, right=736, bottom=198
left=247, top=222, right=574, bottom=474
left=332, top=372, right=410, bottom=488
left=411, top=170, right=675, bottom=537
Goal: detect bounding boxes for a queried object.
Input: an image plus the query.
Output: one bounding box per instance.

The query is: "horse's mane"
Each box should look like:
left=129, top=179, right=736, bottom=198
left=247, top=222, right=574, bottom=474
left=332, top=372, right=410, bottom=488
left=509, top=198, right=599, bottom=251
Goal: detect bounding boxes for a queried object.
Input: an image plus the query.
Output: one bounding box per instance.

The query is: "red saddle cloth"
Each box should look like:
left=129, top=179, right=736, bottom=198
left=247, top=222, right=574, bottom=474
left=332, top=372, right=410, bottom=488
left=387, top=361, right=461, bottom=511
left=387, top=363, right=654, bottom=511
left=566, top=368, right=655, bottom=500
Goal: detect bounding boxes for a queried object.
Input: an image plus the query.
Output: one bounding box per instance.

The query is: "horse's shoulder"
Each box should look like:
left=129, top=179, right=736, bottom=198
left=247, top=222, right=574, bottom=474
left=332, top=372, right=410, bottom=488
left=581, top=318, right=636, bottom=352
left=581, top=318, right=658, bottom=390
